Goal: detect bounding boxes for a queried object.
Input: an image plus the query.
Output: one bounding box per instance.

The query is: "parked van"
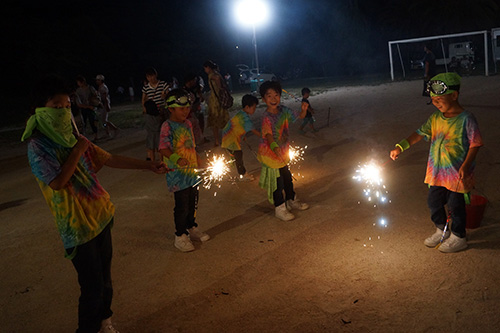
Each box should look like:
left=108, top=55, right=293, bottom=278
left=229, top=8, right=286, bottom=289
left=410, top=41, right=475, bottom=69
left=492, top=28, right=500, bottom=62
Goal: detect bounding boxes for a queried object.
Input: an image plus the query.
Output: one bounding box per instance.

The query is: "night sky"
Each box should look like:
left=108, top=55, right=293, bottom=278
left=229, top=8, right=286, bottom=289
left=3, top=0, right=500, bottom=123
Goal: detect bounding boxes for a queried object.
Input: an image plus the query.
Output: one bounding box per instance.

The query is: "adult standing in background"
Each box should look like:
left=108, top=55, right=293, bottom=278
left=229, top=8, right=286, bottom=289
left=142, top=67, right=169, bottom=161
left=75, top=75, right=99, bottom=142
left=203, top=60, right=229, bottom=147
left=95, top=74, right=119, bottom=139
left=422, top=44, right=436, bottom=100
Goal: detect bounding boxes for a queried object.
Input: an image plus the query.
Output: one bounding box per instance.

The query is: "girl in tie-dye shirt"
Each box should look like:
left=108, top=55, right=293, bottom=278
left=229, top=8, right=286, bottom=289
left=390, top=72, right=482, bottom=253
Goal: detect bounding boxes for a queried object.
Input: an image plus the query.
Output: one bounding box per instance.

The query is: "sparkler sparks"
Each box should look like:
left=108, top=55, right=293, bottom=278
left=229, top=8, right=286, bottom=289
left=200, top=154, right=232, bottom=189
left=353, top=160, right=392, bottom=250
left=288, top=145, right=307, bottom=165
left=353, top=162, right=389, bottom=205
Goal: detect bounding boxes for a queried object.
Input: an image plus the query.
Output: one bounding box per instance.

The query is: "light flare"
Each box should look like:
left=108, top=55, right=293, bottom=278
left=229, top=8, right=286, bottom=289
left=288, top=145, right=306, bottom=165
left=200, top=154, right=232, bottom=189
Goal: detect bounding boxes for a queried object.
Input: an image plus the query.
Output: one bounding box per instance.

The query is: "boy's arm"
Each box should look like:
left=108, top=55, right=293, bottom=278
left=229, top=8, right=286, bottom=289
left=390, top=132, right=424, bottom=160
left=141, top=92, right=147, bottom=114
left=105, top=154, right=167, bottom=174
left=459, top=146, right=480, bottom=179
left=297, top=101, right=308, bottom=119
left=48, top=136, right=90, bottom=190
left=251, top=129, right=260, bottom=137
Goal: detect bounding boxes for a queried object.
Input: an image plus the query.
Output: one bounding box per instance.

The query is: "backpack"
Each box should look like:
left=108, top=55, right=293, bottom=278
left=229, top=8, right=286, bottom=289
left=213, top=75, right=233, bottom=109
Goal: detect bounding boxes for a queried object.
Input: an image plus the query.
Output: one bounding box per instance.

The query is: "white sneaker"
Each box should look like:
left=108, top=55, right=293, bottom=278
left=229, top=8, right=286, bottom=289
left=238, top=173, right=254, bottom=182
left=424, top=228, right=450, bottom=247
left=99, top=318, right=119, bottom=333
left=275, top=203, right=295, bottom=221
left=188, top=226, right=210, bottom=242
left=438, top=234, right=468, bottom=253
left=286, top=198, right=309, bottom=211
left=174, top=234, right=195, bottom=252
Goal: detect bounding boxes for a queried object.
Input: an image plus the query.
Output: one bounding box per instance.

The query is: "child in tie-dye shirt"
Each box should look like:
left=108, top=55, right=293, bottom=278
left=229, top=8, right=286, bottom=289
left=23, top=75, right=167, bottom=333
left=159, top=89, right=210, bottom=252
left=222, top=94, right=260, bottom=181
left=258, top=81, right=310, bottom=221
left=390, top=72, right=483, bottom=253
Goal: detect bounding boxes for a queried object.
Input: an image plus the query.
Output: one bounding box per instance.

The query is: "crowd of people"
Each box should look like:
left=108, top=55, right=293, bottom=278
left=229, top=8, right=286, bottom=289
left=21, top=61, right=482, bottom=332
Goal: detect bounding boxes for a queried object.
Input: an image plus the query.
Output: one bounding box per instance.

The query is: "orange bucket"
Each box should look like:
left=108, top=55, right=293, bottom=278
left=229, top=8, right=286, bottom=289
left=466, top=195, right=487, bottom=229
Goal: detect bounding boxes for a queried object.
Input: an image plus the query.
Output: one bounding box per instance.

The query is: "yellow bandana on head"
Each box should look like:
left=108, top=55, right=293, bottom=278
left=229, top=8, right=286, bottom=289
left=21, top=107, right=77, bottom=147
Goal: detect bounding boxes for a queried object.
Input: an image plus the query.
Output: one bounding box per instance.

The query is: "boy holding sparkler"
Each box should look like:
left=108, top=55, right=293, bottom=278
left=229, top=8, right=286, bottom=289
left=258, top=81, right=310, bottom=221
left=159, top=89, right=210, bottom=252
left=390, top=72, right=483, bottom=253
left=22, top=75, right=167, bottom=333
left=222, top=94, right=260, bottom=181
left=299, top=87, right=318, bottom=133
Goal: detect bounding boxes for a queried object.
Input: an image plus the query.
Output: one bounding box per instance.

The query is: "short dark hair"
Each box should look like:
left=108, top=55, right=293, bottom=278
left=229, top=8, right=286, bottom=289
left=242, top=94, right=258, bottom=108
left=166, top=88, right=189, bottom=101
left=203, top=60, right=218, bottom=70
left=75, top=75, right=86, bottom=83
left=259, top=80, right=282, bottom=97
left=301, top=87, right=310, bottom=96
left=184, top=72, right=197, bottom=84
left=145, top=67, right=158, bottom=76
left=31, top=74, right=71, bottom=110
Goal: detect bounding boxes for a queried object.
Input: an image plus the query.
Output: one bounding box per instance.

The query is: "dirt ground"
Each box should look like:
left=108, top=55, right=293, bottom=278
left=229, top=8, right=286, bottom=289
left=1, top=75, right=499, bottom=333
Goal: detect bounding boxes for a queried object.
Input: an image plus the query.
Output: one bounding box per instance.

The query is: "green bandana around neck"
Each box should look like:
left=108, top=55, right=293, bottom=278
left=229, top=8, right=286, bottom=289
left=21, top=107, right=77, bottom=147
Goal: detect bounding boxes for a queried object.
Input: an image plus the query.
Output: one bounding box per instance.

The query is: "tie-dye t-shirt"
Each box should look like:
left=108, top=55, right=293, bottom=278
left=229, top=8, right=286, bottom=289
left=27, top=134, right=115, bottom=249
left=258, top=105, right=300, bottom=169
left=221, top=110, right=255, bottom=151
left=159, top=119, right=200, bottom=192
left=417, top=110, right=483, bottom=193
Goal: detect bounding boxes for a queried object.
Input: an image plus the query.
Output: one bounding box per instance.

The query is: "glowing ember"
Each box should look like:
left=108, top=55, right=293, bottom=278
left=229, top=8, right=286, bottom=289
left=353, top=160, right=392, bottom=250
left=288, top=145, right=307, bottom=165
left=353, top=162, right=388, bottom=205
left=200, top=154, right=231, bottom=189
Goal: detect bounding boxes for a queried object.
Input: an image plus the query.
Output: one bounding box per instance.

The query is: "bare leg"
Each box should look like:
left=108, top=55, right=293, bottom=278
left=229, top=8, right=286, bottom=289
left=212, top=127, right=220, bottom=146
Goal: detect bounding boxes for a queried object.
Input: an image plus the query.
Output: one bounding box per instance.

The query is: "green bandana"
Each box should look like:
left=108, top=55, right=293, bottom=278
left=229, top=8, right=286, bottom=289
left=21, top=107, right=77, bottom=147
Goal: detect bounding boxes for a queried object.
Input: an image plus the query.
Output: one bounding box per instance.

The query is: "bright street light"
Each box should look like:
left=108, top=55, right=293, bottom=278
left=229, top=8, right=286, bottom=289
left=234, top=0, right=270, bottom=86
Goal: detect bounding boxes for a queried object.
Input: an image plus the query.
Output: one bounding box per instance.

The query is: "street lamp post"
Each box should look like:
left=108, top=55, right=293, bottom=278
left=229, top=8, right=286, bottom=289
left=252, top=25, right=260, bottom=80
left=235, top=0, right=269, bottom=87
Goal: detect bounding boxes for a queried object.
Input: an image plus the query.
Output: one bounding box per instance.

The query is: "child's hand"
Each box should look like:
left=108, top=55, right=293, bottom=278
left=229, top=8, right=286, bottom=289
left=390, top=147, right=402, bottom=160
left=301, top=101, right=308, bottom=113
left=177, top=158, right=189, bottom=167
left=273, top=147, right=280, bottom=156
left=458, top=164, right=472, bottom=180
left=74, top=135, right=90, bottom=154
left=150, top=161, right=169, bottom=174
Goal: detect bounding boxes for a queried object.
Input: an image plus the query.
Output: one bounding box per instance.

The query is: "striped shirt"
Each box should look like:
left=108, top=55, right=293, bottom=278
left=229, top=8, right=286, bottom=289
left=142, top=80, right=169, bottom=107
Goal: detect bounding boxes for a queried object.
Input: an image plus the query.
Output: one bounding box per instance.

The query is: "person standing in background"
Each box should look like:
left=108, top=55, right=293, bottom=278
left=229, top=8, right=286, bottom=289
left=422, top=44, right=436, bottom=103
left=142, top=67, right=170, bottom=161
left=95, top=74, right=119, bottom=139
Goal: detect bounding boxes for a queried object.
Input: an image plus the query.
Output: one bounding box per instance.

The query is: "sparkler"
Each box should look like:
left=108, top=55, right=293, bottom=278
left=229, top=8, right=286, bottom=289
left=353, top=160, right=391, bottom=251
left=282, top=89, right=301, bottom=102
left=71, top=113, right=80, bottom=136
left=352, top=161, right=389, bottom=206
left=288, top=145, right=307, bottom=165
left=199, top=154, right=232, bottom=189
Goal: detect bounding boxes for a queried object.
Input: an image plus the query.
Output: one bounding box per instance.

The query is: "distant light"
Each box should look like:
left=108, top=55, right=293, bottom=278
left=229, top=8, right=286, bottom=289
left=234, top=0, right=269, bottom=27
left=235, top=45, right=239, bottom=49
